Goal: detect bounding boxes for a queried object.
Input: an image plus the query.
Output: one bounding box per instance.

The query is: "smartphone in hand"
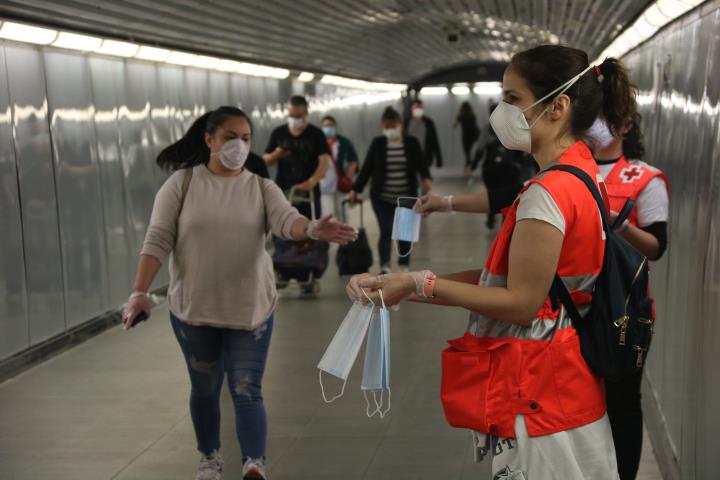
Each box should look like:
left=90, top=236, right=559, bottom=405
left=130, top=311, right=148, bottom=328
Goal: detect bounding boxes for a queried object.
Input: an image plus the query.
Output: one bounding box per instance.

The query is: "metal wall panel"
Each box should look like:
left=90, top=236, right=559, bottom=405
left=0, top=40, right=406, bottom=363
left=623, top=6, right=720, bottom=479
left=4, top=44, right=66, bottom=344
left=87, top=57, right=134, bottom=307
left=0, top=45, right=28, bottom=358
left=44, top=50, right=110, bottom=327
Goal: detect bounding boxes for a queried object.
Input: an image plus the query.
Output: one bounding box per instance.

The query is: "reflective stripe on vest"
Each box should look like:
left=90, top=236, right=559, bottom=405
left=466, top=141, right=606, bottom=438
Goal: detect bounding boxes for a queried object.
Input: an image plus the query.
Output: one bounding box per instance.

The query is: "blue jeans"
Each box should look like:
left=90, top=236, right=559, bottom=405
left=371, top=197, right=411, bottom=266
left=170, top=313, right=273, bottom=460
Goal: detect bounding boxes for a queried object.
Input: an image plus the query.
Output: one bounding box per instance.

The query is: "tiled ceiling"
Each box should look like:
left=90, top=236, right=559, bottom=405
left=0, top=0, right=650, bottom=83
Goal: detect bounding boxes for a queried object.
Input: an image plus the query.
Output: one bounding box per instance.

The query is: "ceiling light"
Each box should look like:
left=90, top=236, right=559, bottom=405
left=420, top=86, right=448, bottom=96
left=0, top=21, right=57, bottom=44
left=195, top=55, right=220, bottom=69
left=473, top=82, right=502, bottom=95
left=52, top=31, right=102, bottom=51
left=135, top=46, right=171, bottom=62
left=297, top=72, right=315, bottom=82
left=237, top=62, right=289, bottom=79
left=451, top=85, right=470, bottom=95
left=218, top=59, right=241, bottom=72
left=95, top=39, right=139, bottom=57
left=166, top=51, right=198, bottom=66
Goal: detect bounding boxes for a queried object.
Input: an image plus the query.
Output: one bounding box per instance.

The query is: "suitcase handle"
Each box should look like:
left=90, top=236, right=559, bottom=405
left=341, top=198, right=364, bottom=229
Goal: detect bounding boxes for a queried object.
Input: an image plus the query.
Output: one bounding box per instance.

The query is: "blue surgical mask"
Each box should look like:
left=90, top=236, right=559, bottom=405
left=391, top=197, right=421, bottom=257
left=361, top=291, right=391, bottom=418
left=318, top=297, right=375, bottom=402
left=322, top=126, right=336, bottom=138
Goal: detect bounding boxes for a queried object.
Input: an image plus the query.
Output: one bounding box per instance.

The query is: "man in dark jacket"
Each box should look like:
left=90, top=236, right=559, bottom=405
left=404, top=99, right=443, bottom=168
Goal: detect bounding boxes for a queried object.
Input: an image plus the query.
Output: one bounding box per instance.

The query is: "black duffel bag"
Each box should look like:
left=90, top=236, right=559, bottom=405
left=547, top=165, right=654, bottom=382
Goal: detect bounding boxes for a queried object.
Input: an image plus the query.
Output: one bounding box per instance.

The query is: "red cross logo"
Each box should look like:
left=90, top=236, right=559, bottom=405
left=620, top=166, right=644, bottom=184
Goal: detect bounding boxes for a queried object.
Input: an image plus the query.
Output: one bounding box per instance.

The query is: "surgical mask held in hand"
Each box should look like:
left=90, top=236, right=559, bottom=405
left=212, top=138, right=250, bottom=170
left=489, top=62, right=596, bottom=153
left=392, top=197, right=421, bottom=257
left=584, top=116, right=616, bottom=150
left=288, top=116, right=305, bottom=130
left=318, top=296, right=375, bottom=402
left=361, top=291, right=391, bottom=418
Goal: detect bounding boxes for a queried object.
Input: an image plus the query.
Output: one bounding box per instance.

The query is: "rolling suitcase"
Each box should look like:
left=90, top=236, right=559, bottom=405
left=273, top=187, right=329, bottom=296
left=336, top=198, right=373, bottom=276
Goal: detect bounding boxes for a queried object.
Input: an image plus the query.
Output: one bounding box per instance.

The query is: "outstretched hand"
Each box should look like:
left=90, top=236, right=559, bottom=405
left=415, top=194, right=452, bottom=218
left=312, top=214, right=358, bottom=245
left=346, top=272, right=418, bottom=307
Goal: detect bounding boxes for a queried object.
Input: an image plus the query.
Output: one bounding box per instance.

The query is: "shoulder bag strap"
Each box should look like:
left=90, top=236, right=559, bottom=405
left=174, top=167, right=193, bottom=246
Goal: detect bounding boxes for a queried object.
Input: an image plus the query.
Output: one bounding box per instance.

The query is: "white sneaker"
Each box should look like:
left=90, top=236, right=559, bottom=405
left=380, top=264, right=392, bottom=275
left=398, top=266, right=410, bottom=273
left=242, top=457, right=267, bottom=479
left=196, top=451, right=223, bottom=480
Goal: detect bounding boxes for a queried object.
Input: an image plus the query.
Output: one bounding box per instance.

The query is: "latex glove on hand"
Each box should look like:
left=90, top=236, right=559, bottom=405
left=122, top=293, right=151, bottom=330
left=352, top=271, right=430, bottom=307
left=415, top=194, right=452, bottom=218
left=308, top=214, right=358, bottom=245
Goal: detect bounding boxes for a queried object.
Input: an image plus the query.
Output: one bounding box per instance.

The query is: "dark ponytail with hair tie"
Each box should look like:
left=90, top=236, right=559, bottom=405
left=156, top=106, right=253, bottom=172
left=597, top=57, right=638, bottom=137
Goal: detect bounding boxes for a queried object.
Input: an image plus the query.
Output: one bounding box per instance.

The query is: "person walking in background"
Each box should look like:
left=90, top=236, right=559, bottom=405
left=405, top=99, right=443, bottom=168
left=319, top=115, right=359, bottom=218
left=349, top=106, right=432, bottom=274
left=122, top=107, right=357, bottom=480
left=454, top=101, right=480, bottom=178
left=263, top=96, right=330, bottom=219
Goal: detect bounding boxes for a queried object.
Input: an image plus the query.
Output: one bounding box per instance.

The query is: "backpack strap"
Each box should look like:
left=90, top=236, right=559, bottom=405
left=544, top=165, right=609, bottom=329
left=255, top=174, right=269, bottom=234
left=175, top=168, right=193, bottom=246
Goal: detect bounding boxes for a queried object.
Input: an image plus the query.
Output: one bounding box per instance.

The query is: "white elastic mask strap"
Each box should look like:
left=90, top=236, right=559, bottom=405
left=522, top=63, right=596, bottom=127
left=378, top=289, right=387, bottom=311
left=319, top=369, right=347, bottom=403
left=360, top=288, right=375, bottom=306
left=395, top=241, right=414, bottom=257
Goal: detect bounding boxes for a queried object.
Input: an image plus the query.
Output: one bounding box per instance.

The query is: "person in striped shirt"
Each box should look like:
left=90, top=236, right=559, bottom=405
left=349, top=106, right=432, bottom=273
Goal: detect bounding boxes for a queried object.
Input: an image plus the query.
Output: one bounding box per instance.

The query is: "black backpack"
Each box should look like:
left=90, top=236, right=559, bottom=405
left=547, top=165, right=654, bottom=382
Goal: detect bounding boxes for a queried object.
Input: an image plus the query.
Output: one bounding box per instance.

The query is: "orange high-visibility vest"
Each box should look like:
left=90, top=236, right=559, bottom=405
left=602, top=156, right=668, bottom=227
left=465, top=141, right=607, bottom=438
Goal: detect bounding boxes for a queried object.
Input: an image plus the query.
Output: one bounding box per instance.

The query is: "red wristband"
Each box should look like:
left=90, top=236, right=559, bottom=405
left=422, top=271, right=437, bottom=298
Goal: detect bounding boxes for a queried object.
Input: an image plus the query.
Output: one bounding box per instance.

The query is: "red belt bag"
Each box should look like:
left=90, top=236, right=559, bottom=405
left=440, top=333, right=520, bottom=433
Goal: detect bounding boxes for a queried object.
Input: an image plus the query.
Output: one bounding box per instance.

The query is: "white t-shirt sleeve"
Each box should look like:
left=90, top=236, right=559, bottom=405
left=516, top=183, right=565, bottom=235
left=635, top=177, right=669, bottom=227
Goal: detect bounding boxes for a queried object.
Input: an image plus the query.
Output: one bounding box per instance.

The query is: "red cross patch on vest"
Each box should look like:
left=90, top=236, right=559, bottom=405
left=619, top=165, right=644, bottom=183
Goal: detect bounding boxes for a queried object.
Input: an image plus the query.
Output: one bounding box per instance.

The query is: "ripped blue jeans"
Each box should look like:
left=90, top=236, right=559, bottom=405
left=170, top=313, right=273, bottom=460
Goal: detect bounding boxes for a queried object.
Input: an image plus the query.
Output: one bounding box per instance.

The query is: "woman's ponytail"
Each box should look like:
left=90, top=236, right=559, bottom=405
left=156, top=106, right=252, bottom=172
left=598, top=57, right=638, bottom=136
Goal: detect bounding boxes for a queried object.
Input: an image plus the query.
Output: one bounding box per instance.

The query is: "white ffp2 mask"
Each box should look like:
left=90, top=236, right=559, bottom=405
left=212, top=138, right=250, bottom=170
left=584, top=116, right=616, bottom=151
left=489, top=63, right=596, bottom=153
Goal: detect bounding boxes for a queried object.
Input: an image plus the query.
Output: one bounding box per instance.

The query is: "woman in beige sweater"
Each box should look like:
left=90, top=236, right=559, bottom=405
left=122, top=107, right=356, bottom=480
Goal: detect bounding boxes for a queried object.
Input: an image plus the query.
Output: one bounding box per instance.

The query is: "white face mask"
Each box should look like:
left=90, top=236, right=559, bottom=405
left=412, top=108, right=424, bottom=118
left=391, top=197, right=421, bottom=257
left=318, top=299, right=375, bottom=403
left=212, top=138, right=250, bottom=170
left=361, top=291, right=391, bottom=418
left=384, top=128, right=402, bottom=140
left=288, top=116, right=305, bottom=130
left=584, top=117, right=616, bottom=151
left=489, top=63, right=596, bottom=153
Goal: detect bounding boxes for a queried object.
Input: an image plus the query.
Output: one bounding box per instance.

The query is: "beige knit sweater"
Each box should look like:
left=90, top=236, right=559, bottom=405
left=141, top=165, right=304, bottom=330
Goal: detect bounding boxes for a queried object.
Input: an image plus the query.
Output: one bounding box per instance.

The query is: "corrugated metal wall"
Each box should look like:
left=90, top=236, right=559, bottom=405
left=0, top=40, right=397, bottom=362
left=623, top=5, right=720, bottom=479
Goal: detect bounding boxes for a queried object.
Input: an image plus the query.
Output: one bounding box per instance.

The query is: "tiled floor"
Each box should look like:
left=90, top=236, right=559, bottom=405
left=0, top=179, right=663, bottom=479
